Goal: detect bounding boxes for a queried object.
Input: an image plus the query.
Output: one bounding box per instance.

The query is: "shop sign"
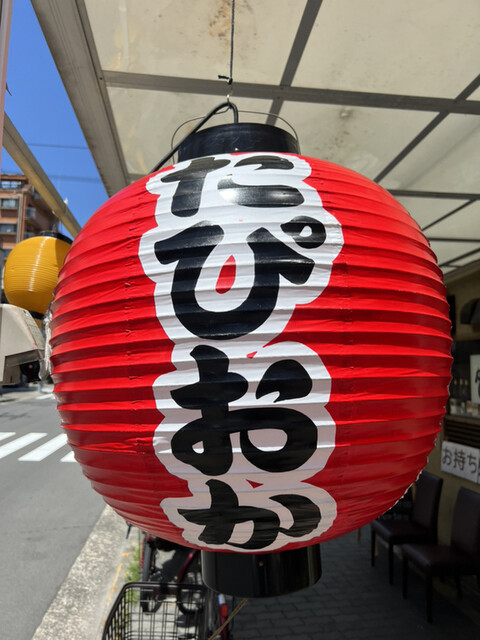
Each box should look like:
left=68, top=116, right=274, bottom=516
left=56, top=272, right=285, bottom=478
left=441, top=440, right=480, bottom=483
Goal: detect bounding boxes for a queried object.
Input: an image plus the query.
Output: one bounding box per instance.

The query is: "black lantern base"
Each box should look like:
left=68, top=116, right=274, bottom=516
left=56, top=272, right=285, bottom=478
left=201, top=545, right=321, bottom=598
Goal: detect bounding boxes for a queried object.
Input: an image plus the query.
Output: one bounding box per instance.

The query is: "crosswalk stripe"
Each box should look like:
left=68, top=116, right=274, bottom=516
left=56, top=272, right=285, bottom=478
left=0, top=432, right=47, bottom=459
left=19, top=434, right=68, bottom=461
left=0, top=432, right=15, bottom=442
left=60, top=450, right=75, bottom=463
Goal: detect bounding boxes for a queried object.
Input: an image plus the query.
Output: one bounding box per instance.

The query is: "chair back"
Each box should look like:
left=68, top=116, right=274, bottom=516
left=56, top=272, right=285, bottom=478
left=411, top=471, right=443, bottom=541
left=451, top=487, right=480, bottom=564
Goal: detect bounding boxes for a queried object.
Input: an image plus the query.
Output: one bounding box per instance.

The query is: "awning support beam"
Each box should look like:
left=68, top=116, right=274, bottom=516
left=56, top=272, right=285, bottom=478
left=3, top=113, right=82, bottom=237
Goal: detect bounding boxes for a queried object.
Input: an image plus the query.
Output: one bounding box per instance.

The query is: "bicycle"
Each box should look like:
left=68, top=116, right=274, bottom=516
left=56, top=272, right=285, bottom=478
left=139, top=534, right=240, bottom=638
left=102, top=581, right=205, bottom=640
left=140, top=534, right=204, bottom=615
left=102, top=531, right=246, bottom=639
left=201, top=590, right=244, bottom=640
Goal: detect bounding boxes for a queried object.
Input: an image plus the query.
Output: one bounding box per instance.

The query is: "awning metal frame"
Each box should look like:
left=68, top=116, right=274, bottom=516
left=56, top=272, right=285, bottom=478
left=3, top=113, right=81, bottom=237
left=30, top=0, right=480, bottom=275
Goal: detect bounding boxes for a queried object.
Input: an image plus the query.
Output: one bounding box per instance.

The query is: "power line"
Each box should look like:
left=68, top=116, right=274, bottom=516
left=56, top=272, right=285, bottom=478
left=28, top=142, right=89, bottom=150
left=46, top=174, right=102, bottom=183
left=0, top=169, right=101, bottom=183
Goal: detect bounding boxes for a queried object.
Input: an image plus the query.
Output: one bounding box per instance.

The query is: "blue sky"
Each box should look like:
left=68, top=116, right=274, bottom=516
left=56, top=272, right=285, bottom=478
left=2, top=0, right=108, bottom=234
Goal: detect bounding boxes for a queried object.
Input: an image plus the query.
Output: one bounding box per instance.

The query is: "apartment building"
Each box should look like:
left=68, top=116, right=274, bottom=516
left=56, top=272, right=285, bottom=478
left=0, top=173, right=57, bottom=296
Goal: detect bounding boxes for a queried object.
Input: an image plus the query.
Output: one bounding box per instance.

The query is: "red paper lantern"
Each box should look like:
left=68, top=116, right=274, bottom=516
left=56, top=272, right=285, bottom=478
left=50, top=151, right=451, bottom=553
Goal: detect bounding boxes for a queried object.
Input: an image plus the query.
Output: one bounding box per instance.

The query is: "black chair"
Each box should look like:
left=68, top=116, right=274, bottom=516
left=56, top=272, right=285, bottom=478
left=371, top=471, right=443, bottom=584
left=402, top=487, right=480, bottom=623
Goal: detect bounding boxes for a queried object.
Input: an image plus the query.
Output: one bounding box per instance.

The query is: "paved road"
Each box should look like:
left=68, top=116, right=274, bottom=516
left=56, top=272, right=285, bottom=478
left=0, top=389, right=105, bottom=640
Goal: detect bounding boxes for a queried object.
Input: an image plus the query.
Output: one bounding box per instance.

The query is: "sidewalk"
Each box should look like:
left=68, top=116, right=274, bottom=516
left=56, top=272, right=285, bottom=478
left=227, top=530, right=480, bottom=640
left=33, top=512, right=480, bottom=639
left=96, top=526, right=480, bottom=640
left=0, top=381, right=54, bottom=402
left=31, top=506, right=134, bottom=640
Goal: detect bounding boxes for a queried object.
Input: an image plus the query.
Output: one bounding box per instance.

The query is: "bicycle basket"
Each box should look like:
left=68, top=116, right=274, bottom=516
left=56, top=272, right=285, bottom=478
left=102, top=582, right=206, bottom=640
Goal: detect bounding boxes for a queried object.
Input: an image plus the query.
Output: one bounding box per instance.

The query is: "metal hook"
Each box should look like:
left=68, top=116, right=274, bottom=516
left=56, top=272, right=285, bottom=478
left=150, top=100, right=240, bottom=172
left=228, top=99, right=239, bottom=124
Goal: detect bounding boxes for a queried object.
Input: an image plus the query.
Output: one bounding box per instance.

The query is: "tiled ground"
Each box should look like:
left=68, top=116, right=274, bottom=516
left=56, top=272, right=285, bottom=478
left=230, top=529, right=480, bottom=640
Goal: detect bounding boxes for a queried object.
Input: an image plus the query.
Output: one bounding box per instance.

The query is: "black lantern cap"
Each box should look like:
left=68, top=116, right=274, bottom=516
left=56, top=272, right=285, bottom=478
left=39, top=230, right=73, bottom=245
left=177, top=122, right=300, bottom=162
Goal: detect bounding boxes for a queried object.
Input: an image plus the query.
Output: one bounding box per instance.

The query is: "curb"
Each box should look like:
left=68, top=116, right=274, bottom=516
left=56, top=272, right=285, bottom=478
left=31, top=505, right=136, bottom=640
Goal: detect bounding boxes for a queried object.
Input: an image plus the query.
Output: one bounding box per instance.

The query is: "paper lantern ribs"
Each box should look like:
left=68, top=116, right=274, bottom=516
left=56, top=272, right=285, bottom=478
left=50, top=137, right=451, bottom=566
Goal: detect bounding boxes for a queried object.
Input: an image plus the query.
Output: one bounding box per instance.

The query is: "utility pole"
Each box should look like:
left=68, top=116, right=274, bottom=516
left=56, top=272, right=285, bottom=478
left=0, top=0, right=13, bottom=168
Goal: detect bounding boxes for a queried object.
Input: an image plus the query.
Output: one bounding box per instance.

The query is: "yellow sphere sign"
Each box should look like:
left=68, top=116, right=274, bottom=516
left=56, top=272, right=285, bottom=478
left=4, top=232, right=71, bottom=316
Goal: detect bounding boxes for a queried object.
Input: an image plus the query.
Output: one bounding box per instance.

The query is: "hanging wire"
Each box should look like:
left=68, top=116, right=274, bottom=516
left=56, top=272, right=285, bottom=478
left=218, top=0, right=236, bottom=102
left=149, top=0, right=239, bottom=173
left=169, top=104, right=232, bottom=150
left=150, top=101, right=239, bottom=173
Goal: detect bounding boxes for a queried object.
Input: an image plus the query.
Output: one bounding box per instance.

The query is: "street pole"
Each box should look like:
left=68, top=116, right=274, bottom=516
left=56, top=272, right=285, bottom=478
left=0, top=0, right=13, bottom=169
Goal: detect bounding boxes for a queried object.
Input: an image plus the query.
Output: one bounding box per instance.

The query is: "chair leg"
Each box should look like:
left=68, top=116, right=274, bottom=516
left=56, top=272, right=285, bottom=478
left=371, top=529, right=376, bottom=567
left=426, top=575, right=433, bottom=623
left=388, top=543, right=394, bottom=584
left=402, top=556, right=408, bottom=599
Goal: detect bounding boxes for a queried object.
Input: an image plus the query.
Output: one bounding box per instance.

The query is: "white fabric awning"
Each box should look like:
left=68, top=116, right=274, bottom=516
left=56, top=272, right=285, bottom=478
left=31, top=0, right=480, bottom=279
